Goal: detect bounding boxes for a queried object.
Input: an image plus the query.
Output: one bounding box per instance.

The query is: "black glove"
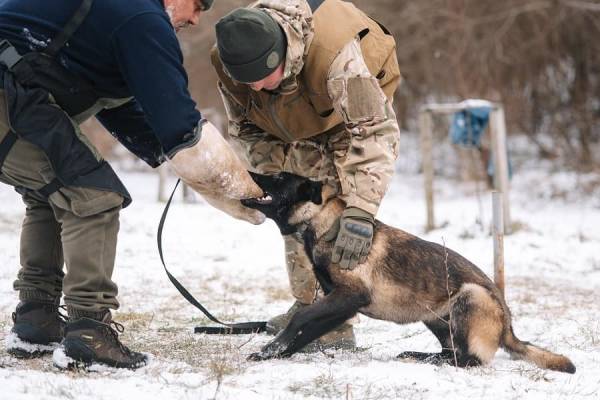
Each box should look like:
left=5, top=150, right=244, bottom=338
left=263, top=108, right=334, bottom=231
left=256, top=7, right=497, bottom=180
left=330, top=207, right=374, bottom=270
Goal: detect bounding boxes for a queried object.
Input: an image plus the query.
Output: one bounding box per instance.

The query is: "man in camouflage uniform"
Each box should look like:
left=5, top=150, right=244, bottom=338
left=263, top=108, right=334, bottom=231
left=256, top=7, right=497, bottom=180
left=212, top=0, right=401, bottom=349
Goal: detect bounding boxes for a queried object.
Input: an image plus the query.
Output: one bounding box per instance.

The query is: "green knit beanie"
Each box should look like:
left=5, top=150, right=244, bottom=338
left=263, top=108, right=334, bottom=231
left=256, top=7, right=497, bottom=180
left=215, top=8, right=286, bottom=83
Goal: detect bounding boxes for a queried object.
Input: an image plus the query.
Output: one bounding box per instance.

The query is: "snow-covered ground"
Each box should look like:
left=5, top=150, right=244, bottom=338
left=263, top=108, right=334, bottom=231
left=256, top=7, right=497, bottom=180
left=0, top=134, right=598, bottom=399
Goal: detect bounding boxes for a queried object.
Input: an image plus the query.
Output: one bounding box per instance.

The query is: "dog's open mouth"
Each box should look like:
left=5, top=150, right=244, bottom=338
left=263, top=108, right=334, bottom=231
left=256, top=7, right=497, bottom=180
left=255, top=194, right=273, bottom=204
left=243, top=193, right=273, bottom=206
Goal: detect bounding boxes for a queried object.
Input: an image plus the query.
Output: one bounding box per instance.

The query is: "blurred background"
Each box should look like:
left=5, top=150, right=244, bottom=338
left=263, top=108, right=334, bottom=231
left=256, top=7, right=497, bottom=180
left=83, top=0, right=600, bottom=173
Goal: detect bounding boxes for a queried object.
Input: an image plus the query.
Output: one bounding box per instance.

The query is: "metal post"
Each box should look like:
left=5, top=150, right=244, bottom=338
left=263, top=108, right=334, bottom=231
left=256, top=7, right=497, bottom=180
left=419, top=110, right=435, bottom=231
left=492, top=191, right=505, bottom=296
left=489, top=107, right=512, bottom=233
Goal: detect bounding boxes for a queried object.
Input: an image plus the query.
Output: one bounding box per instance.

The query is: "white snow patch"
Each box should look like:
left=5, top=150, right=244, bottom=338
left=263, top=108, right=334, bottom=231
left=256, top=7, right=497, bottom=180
left=459, top=98, right=495, bottom=108
left=5, top=331, right=58, bottom=354
left=51, top=345, right=72, bottom=369
left=0, top=133, right=598, bottom=399
left=21, top=28, right=50, bottom=50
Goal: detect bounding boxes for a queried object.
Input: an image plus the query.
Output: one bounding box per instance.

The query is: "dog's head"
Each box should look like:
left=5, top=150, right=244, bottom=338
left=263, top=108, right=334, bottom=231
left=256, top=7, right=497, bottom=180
left=241, top=172, right=323, bottom=235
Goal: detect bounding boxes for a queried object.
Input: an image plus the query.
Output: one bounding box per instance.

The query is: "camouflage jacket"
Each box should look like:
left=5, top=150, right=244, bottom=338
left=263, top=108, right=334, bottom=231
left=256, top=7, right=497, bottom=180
left=218, top=0, right=400, bottom=216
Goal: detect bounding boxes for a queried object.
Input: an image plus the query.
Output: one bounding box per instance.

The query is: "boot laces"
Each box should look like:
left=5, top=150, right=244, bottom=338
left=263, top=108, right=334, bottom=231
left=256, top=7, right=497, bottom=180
left=102, top=320, right=133, bottom=356
left=41, top=303, right=68, bottom=325
left=12, top=302, right=66, bottom=323
left=56, top=305, right=68, bottom=324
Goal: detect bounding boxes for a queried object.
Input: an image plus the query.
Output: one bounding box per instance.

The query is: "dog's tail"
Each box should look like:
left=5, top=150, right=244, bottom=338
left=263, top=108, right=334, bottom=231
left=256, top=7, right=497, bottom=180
left=501, top=326, right=576, bottom=374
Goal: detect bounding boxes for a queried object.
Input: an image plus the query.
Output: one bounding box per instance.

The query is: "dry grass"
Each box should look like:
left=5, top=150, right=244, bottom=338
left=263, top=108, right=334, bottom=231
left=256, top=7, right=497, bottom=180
left=513, top=365, right=553, bottom=382
left=568, top=319, right=600, bottom=349
left=508, top=278, right=600, bottom=314
left=288, top=368, right=346, bottom=399
left=263, top=285, right=293, bottom=302
left=288, top=370, right=432, bottom=400
left=114, top=311, right=155, bottom=330
left=509, top=220, right=530, bottom=234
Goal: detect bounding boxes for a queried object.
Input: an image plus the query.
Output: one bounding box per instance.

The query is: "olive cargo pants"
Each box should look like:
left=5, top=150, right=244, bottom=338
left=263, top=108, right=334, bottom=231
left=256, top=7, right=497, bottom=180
left=0, top=89, right=123, bottom=314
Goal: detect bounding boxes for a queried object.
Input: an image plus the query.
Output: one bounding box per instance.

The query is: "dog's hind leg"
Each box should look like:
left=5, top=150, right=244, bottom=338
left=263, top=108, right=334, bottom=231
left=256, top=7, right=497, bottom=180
left=442, top=284, right=503, bottom=368
left=450, top=284, right=503, bottom=367
left=398, top=284, right=503, bottom=369
left=248, top=288, right=368, bottom=361
left=397, top=317, right=455, bottom=364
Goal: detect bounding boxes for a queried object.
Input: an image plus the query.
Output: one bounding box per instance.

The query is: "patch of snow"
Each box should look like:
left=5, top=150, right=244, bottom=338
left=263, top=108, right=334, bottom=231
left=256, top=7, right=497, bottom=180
left=51, top=345, right=71, bottom=369
left=0, top=133, right=598, bottom=399
left=5, top=332, right=58, bottom=354
left=459, top=99, right=495, bottom=108
left=21, top=28, right=50, bottom=51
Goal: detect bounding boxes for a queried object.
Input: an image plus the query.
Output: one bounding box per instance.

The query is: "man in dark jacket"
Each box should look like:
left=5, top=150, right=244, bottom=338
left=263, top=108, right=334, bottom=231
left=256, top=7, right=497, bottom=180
left=0, top=0, right=264, bottom=369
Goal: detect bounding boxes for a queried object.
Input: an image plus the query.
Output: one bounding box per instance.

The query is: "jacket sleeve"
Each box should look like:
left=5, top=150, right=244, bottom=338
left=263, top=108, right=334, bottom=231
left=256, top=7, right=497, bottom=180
left=109, top=12, right=202, bottom=158
left=96, top=99, right=165, bottom=168
left=217, top=82, right=286, bottom=173
left=327, top=37, right=400, bottom=216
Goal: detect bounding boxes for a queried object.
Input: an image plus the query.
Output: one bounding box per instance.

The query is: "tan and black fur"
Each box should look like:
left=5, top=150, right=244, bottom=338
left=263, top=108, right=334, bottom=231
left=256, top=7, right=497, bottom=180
left=242, top=172, right=575, bottom=373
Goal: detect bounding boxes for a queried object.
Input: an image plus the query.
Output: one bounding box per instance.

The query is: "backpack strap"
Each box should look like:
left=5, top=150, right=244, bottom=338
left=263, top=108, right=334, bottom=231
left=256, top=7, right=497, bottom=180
left=44, top=0, right=94, bottom=57
left=0, top=130, right=17, bottom=168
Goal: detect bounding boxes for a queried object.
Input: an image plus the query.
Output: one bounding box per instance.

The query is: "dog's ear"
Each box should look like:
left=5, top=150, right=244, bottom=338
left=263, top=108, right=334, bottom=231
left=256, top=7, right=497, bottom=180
left=310, top=181, right=323, bottom=204
left=299, top=180, right=323, bottom=205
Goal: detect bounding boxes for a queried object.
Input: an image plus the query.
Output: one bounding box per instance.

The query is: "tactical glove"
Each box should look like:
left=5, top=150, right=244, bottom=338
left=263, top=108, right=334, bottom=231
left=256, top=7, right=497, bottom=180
left=168, top=121, right=266, bottom=224
left=331, top=207, right=374, bottom=270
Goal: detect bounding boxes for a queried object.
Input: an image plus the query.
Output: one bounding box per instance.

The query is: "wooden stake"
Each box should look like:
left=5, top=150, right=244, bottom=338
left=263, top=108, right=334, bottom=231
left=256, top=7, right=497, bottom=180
left=492, top=191, right=505, bottom=295
left=490, top=107, right=512, bottom=233
left=420, top=110, right=435, bottom=232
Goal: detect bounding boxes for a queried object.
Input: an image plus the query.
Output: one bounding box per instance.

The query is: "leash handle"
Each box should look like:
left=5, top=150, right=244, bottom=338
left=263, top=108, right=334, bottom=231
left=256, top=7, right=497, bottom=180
left=157, top=179, right=267, bottom=334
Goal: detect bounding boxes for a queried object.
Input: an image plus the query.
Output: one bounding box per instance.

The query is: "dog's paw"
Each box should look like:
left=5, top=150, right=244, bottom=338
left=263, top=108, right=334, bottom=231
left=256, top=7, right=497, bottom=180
left=397, top=351, right=434, bottom=361
left=247, top=351, right=271, bottom=361
left=397, top=351, right=454, bottom=365
left=247, top=340, right=290, bottom=361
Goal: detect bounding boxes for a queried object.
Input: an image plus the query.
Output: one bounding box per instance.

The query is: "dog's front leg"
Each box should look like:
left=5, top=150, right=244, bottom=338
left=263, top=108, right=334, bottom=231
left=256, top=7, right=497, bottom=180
left=248, top=288, right=368, bottom=361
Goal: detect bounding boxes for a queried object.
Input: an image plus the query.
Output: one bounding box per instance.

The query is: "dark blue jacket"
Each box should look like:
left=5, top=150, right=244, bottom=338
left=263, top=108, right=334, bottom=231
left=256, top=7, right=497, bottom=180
left=0, top=0, right=202, bottom=167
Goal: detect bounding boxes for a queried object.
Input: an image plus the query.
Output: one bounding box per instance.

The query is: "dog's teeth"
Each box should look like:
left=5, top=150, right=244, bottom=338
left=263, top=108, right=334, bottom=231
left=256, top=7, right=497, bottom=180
left=253, top=194, right=272, bottom=204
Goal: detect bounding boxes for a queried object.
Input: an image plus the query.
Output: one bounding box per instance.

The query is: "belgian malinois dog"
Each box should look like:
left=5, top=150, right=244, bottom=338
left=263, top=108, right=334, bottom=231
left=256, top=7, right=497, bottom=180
left=242, top=172, right=575, bottom=373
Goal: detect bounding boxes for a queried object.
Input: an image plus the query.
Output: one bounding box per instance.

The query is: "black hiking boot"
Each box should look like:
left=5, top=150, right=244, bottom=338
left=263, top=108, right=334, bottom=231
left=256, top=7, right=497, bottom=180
left=53, top=312, right=148, bottom=370
left=7, top=301, right=66, bottom=358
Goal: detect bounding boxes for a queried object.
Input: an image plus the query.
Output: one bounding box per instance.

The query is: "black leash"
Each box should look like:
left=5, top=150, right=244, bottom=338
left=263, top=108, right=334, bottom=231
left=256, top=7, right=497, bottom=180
left=157, top=179, right=267, bottom=334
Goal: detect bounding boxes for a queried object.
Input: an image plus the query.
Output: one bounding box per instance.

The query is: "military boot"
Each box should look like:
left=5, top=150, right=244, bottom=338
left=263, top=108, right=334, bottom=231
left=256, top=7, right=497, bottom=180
left=7, top=301, right=66, bottom=358
left=266, top=300, right=305, bottom=335
left=301, top=322, right=356, bottom=353
left=53, top=311, right=148, bottom=370
left=267, top=301, right=356, bottom=352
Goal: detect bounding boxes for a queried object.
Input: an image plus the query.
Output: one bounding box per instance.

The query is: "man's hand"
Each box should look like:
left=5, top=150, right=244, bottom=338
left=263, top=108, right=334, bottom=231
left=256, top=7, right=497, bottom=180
left=168, top=121, right=266, bottom=224
left=331, top=207, right=374, bottom=269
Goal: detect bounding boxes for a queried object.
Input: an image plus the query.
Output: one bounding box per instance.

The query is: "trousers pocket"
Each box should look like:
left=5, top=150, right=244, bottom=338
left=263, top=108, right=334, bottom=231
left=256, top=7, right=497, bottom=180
left=50, top=184, right=123, bottom=217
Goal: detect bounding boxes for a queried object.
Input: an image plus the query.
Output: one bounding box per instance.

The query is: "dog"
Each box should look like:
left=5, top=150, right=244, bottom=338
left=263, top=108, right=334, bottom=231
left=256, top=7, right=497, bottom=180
left=241, top=172, right=575, bottom=374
